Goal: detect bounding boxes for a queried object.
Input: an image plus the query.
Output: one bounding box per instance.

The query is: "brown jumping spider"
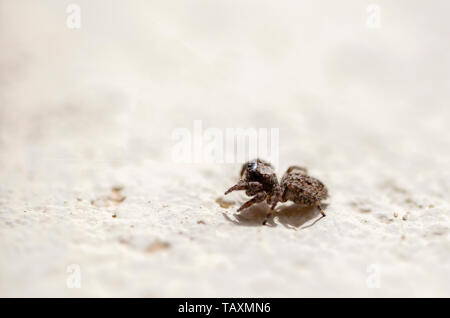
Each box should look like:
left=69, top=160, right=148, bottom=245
left=224, top=159, right=328, bottom=225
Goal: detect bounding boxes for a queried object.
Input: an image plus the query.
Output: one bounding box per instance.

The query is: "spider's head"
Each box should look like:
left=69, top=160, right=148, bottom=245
left=240, top=159, right=276, bottom=182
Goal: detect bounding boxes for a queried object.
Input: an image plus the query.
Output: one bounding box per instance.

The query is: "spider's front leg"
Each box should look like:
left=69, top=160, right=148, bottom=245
left=224, top=179, right=247, bottom=195
left=237, top=191, right=267, bottom=212
left=224, top=180, right=262, bottom=195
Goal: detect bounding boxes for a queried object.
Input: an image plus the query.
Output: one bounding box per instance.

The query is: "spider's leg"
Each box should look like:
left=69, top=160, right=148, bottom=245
left=262, top=197, right=279, bottom=225
left=237, top=191, right=266, bottom=212
left=224, top=179, right=248, bottom=195
left=279, top=185, right=289, bottom=202
left=315, top=200, right=326, bottom=217
left=262, top=185, right=282, bottom=225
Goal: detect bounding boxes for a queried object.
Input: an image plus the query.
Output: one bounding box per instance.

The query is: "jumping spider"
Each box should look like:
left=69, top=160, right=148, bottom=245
left=224, top=159, right=328, bottom=225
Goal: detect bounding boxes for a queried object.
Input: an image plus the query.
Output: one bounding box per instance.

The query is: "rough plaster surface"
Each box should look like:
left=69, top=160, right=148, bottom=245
left=0, top=1, right=449, bottom=297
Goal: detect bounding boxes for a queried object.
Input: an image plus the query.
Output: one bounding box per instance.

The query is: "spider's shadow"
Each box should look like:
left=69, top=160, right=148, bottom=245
left=222, top=202, right=328, bottom=229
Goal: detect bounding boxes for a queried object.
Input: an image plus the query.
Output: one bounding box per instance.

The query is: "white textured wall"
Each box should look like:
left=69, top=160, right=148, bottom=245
left=0, top=0, right=449, bottom=297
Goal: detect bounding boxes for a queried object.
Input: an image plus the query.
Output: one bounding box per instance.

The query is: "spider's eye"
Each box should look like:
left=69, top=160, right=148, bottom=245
left=248, top=161, right=258, bottom=171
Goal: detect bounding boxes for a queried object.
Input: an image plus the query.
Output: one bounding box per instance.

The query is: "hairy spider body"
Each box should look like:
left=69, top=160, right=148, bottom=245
left=225, top=160, right=328, bottom=225
left=280, top=166, right=328, bottom=216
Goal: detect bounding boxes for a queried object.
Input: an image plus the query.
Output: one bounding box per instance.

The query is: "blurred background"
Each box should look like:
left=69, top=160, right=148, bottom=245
left=0, top=0, right=449, bottom=297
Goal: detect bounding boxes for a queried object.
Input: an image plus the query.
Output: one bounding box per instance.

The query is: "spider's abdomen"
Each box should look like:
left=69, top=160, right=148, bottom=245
left=280, top=169, right=328, bottom=206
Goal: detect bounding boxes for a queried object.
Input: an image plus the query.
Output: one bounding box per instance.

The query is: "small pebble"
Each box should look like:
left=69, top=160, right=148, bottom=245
left=146, top=241, right=170, bottom=253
